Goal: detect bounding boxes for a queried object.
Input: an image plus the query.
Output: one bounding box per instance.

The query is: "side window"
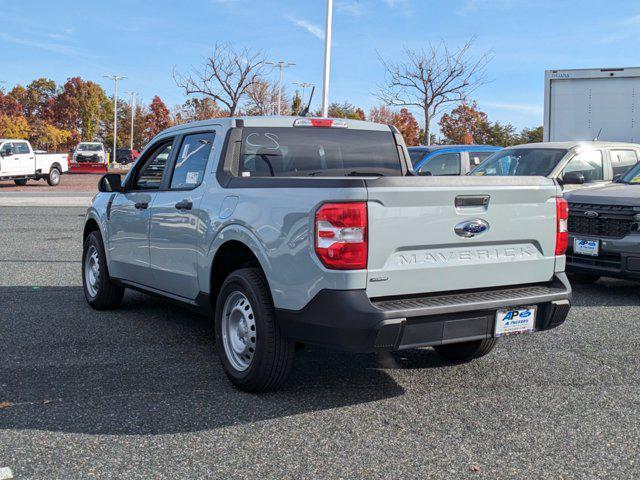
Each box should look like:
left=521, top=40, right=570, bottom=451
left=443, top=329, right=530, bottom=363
left=468, top=151, right=494, bottom=167
left=562, top=150, right=603, bottom=182
left=170, top=132, right=215, bottom=189
left=16, top=142, right=30, bottom=154
left=0, top=143, right=13, bottom=155
left=420, top=152, right=460, bottom=176
left=610, top=149, right=638, bottom=176
left=132, top=140, right=174, bottom=190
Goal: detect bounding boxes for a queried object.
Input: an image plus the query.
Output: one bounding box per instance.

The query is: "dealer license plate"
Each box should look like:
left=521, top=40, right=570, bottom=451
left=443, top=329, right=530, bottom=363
left=574, top=238, right=599, bottom=256
left=495, top=306, right=536, bottom=337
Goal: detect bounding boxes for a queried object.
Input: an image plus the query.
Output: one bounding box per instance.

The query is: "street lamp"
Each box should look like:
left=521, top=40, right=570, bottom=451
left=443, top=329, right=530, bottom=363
left=103, top=75, right=126, bottom=164
left=322, top=0, right=333, bottom=118
left=127, top=91, right=138, bottom=151
left=266, top=61, right=295, bottom=115
left=293, top=82, right=315, bottom=105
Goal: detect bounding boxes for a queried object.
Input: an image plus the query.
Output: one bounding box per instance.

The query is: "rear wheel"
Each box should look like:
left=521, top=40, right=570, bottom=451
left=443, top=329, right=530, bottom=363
left=433, top=338, right=498, bottom=362
left=14, top=179, right=28, bottom=186
left=569, top=273, right=600, bottom=284
left=82, top=230, right=124, bottom=310
left=215, top=268, right=295, bottom=392
left=47, top=167, right=61, bottom=186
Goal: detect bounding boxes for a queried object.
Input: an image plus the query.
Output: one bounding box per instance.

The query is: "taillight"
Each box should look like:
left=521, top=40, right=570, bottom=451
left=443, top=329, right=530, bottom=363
left=315, top=202, right=367, bottom=270
left=555, top=197, right=569, bottom=255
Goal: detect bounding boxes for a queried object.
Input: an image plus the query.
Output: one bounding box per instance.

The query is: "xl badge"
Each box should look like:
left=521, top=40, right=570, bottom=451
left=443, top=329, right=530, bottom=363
left=454, top=219, right=490, bottom=238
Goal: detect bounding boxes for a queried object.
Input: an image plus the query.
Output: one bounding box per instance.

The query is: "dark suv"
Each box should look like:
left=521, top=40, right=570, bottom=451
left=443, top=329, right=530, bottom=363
left=565, top=162, right=640, bottom=283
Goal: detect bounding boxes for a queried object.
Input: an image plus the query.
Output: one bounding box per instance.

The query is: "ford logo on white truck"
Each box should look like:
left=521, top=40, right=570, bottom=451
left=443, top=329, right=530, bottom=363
left=454, top=219, right=490, bottom=238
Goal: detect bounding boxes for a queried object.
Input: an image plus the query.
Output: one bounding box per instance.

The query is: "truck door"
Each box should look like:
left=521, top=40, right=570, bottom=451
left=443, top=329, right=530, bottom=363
left=107, top=138, right=174, bottom=286
left=12, top=141, right=34, bottom=175
left=147, top=130, right=216, bottom=299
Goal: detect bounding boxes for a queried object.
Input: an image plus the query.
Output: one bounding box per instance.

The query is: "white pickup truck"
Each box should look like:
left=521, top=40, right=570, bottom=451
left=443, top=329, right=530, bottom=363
left=0, top=139, right=68, bottom=186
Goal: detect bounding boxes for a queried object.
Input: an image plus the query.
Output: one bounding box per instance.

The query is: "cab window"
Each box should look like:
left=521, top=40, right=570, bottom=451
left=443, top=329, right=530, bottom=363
left=562, top=150, right=603, bottom=182
left=419, top=152, right=460, bottom=176
left=132, top=140, right=174, bottom=190
left=468, top=151, right=494, bottom=167
left=610, top=149, right=638, bottom=176
left=15, top=142, right=30, bottom=154
left=170, top=132, right=215, bottom=189
left=0, top=143, right=14, bottom=155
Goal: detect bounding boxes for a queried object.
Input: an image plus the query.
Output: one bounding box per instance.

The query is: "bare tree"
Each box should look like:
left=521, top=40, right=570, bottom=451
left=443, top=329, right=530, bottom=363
left=173, top=42, right=268, bottom=116
left=245, top=79, right=288, bottom=116
left=377, top=38, right=492, bottom=145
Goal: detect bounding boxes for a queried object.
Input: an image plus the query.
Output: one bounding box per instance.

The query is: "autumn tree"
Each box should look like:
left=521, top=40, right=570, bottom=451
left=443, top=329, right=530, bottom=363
left=173, top=97, right=226, bottom=125
left=368, top=105, right=396, bottom=125
left=393, top=108, right=420, bottom=146
left=291, top=91, right=303, bottom=116
left=0, top=114, right=30, bottom=138
left=439, top=101, right=489, bottom=144
left=145, top=96, right=171, bottom=139
left=174, top=42, right=267, bottom=115
left=377, top=38, right=492, bottom=145
left=32, top=123, right=71, bottom=150
left=55, top=77, right=110, bottom=142
left=518, top=126, right=543, bottom=144
left=324, top=102, right=366, bottom=120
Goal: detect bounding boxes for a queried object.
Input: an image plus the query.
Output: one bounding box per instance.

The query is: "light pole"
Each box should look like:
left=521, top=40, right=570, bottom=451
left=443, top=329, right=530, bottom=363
left=266, top=61, right=295, bottom=115
left=104, top=75, right=126, bottom=164
left=322, top=0, right=333, bottom=118
left=293, top=82, right=315, bottom=105
left=127, top=91, right=138, bottom=151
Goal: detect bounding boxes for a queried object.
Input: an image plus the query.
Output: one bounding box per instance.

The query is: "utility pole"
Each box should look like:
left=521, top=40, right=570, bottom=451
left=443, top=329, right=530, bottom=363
left=294, top=82, right=315, bottom=104
left=127, top=91, right=138, bottom=151
left=322, top=0, right=333, bottom=118
left=266, top=61, right=295, bottom=115
left=103, top=75, right=126, bottom=163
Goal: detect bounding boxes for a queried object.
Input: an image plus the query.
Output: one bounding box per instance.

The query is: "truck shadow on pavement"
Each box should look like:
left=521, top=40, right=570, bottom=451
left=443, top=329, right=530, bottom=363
left=0, top=286, right=410, bottom=436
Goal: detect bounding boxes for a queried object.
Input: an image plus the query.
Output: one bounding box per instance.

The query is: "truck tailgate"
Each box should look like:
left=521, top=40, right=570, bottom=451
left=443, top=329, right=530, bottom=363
left=365, top=176, right=559, bottom=298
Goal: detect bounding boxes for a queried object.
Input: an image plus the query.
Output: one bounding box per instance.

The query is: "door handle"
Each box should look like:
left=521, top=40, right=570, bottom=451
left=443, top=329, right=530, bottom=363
left=134, top=202, right=149, bottom=209
left=175, top=199, right=193, bottom=210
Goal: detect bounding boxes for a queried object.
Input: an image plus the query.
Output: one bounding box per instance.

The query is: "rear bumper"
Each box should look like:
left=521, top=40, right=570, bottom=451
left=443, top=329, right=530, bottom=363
left=567, top=234, right=640, bottom=280
left=276, top=274, right=572, bottom=353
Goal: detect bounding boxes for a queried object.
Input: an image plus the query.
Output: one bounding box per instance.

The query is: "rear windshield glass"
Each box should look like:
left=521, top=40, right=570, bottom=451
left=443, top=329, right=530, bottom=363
left=239, top=127, right=401, bottom=177
left=470, top=148, right=568, bottom=177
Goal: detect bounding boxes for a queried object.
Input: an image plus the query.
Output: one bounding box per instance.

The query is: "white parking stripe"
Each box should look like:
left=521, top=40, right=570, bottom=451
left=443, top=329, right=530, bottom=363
left=0, top=467, right=14, bottom=480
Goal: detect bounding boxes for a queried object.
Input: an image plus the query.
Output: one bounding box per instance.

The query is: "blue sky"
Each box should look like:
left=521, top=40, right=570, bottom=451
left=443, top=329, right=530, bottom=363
left=1, top=0, right=639, bottom=132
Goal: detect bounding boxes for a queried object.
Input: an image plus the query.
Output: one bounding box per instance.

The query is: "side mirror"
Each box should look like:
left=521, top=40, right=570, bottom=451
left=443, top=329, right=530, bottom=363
left=562, top=171, right=585, bottom=185
left=98, top=173, right=122, bottom=193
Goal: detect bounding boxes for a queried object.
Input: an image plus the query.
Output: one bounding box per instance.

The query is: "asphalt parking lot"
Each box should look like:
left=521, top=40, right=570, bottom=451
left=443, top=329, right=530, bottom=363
left=1, top=205, right=639, bottom=479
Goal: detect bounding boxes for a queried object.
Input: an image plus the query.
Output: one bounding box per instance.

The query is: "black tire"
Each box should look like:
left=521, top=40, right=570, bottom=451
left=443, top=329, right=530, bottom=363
left=47, top=167, right=61, bottom=186
left=82, top=230, right=124, bottom=310
left=433, top=338, right=498, bottom=362
left=569, top=273, right=600, bottom=284
left=14, top=179, right=28, bottom=186
left=215, top=268, right=295, bottom=392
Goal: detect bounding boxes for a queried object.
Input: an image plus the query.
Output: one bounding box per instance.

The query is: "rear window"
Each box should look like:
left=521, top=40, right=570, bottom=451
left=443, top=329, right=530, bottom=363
left=471, top=148, right=568, bottom=176
left=239, top=127, right=401, bottom=177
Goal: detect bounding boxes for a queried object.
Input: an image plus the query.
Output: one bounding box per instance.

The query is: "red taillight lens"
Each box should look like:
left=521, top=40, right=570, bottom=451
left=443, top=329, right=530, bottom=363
left=315, top=202, right=367, bottom=270
left=555, top=197, right=569, bottom=255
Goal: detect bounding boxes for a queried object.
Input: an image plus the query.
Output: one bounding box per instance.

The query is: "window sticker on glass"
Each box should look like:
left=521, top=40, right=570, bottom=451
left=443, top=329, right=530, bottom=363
left=631, top=176, right=640, bottom=184
left=186, top=171, right=199, bottom=184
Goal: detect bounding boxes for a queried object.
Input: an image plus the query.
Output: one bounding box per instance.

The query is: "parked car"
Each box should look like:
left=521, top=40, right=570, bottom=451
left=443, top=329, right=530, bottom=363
left=73, top=142, right=106, bottom=163
left=0, top=139, right=68, bottom=186
left=82, top=116, right=571, bottom=392
left=565, top=161, right=640, bottom=283
left=470, top=141, right=640, bottom=191
left=115, top=148, right=140, bottom=165
left=408, top=145, right=501, bottom=175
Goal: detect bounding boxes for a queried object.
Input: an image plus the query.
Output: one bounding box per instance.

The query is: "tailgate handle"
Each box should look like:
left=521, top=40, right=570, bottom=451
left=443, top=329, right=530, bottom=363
left=455, top=195, right=490, bottom=208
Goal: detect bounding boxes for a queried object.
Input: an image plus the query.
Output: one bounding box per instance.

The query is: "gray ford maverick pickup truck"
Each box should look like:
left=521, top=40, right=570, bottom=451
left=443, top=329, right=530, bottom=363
left=83, top=116, right=571, bottom=391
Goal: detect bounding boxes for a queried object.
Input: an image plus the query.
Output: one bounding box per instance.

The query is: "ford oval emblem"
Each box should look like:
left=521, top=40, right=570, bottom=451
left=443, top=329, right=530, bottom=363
left=584, top=211, right=599, bottom=218
left=454, top=219, right=490, bottom=238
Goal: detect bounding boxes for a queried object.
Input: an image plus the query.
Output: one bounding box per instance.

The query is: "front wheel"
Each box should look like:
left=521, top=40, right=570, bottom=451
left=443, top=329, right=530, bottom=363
left=215, top=268, right=295, bottom=392
left=83, top=230, right=124, bottom=310
left=433, top=338, right=498, bottom=362
left=47, top=167, right=61, bottom=186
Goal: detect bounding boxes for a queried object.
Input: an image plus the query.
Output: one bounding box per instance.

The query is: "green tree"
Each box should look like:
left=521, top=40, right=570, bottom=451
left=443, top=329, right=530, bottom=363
left=517, top=126, right=543, bottom=144
left=325, top=102, right=366, bottom=120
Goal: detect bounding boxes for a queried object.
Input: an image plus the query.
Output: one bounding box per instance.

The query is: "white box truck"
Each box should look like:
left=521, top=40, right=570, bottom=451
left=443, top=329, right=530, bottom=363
left=543, top=67, right=640, bottom=143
